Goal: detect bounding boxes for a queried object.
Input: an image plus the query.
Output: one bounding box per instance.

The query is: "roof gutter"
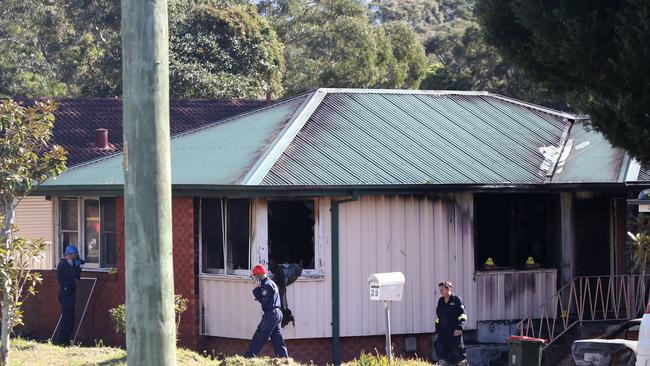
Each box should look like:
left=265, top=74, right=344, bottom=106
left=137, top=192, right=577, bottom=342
left=31, top=182, right=630, bottom=197
left=331, top=191, right=359, bottom=365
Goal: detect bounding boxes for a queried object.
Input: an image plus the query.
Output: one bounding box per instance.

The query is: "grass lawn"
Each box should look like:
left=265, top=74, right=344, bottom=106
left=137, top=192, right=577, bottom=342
left=8, top=338, right=436, bottom=366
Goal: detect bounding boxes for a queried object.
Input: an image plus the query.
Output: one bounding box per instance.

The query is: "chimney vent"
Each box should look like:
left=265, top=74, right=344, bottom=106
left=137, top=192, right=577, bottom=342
left=95, top=128, right=109, bottom=149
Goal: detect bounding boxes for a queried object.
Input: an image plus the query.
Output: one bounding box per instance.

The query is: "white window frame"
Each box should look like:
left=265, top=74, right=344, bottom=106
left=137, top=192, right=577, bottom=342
left=199, top=198, right=252, bottom=276
left=54, top=196, right=116, bottom=270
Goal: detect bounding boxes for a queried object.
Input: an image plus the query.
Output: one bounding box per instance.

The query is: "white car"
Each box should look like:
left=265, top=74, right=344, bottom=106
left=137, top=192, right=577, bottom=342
left=572, top=319, right=640, bottom=366
left=637, top=309, right=650, bottom=366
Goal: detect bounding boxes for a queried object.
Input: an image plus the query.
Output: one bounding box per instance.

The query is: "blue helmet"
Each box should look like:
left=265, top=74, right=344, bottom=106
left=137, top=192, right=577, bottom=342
left=64, top=245, right=79, bottom=256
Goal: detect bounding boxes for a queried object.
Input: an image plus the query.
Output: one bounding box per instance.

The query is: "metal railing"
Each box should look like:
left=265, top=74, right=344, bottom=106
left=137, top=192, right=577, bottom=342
left=516, top=275, right=649, bottom=348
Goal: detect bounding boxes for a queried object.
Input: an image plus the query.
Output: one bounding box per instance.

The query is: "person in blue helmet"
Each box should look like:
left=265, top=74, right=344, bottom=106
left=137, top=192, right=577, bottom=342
left=245, top=264, right=288, bottom=358
left=55, top=245, right=83, bottom=346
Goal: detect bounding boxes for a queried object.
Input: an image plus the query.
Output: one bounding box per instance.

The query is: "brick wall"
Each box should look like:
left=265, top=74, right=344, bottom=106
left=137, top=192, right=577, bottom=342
left=198, top=333, right=434, bottom=364
left=19, top=197, right=198, bottom=348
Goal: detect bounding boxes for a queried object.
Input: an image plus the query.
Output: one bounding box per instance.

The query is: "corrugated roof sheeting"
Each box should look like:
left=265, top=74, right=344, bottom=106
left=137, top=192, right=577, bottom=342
left=43, top=95, right=307, bottom=186
left=263, top=92, right=567, bottom=185
left=551, top=122, right=627, bottom=183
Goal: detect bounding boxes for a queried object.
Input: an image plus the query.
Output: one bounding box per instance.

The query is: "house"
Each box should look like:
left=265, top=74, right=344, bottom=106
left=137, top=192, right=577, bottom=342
left=20, top=89, right=650, bottom=364
left=13, top=98, right=267, bottom=269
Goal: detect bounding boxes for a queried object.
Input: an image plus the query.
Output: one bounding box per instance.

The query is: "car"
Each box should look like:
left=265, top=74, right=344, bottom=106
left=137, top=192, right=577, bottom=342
left=637, top=304, right=650, bottom=366
left=571, top=319, right=641, bottom=366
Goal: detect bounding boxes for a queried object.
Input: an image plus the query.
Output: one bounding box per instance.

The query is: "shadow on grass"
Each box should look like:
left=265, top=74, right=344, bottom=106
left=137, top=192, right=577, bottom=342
left=95, top=354, right=127, bottom=366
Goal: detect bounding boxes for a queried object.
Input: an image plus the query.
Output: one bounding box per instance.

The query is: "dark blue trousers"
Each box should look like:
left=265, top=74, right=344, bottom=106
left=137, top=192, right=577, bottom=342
left=56, top=288, right=75, bottom=346
left=435, top=329, right=466, bottom=364
left=245, top=308, right=288, bottom=358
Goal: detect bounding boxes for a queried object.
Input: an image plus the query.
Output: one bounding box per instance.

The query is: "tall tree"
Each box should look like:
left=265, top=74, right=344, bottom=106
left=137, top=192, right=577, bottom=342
left=370, top=0, right=472, bottom=41
left=169, top=2, right=284, bottom=98
left=0, top=100, right=66, bottom=365
left=0, top=0, right=283, bottom=99
left=476, top=0, right=650, bottom=163
left=260, top=0, right=427, bottom=96
left=369, top=0, right=559, bottom=106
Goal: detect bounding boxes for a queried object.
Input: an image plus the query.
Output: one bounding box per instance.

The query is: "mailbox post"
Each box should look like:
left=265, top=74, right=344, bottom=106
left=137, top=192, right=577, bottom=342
left=368, top=272, right=406, bottom=362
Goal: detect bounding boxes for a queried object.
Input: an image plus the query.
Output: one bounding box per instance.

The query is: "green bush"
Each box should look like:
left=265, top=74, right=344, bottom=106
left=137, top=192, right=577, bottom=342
left=108, top=294, right=189, bottom=336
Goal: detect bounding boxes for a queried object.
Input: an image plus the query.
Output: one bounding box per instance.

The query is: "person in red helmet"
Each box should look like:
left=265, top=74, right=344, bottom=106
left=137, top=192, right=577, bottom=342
left=245, top=264, right=288, bottom=358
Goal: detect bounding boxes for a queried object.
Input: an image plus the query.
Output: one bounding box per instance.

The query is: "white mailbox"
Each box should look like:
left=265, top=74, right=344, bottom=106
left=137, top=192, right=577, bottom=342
left=368, top=272, right=405, bottom=301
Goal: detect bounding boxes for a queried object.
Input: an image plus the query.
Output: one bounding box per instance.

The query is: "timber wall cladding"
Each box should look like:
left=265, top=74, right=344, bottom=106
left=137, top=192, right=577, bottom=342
left=475, top=269, right=558, bottom=321
left=14, top=196, right=54, bottom=269
left=338, top=194, right=477, bottom=336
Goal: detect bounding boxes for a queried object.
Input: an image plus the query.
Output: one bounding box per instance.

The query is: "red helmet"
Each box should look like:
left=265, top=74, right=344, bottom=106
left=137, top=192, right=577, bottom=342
left=252, top=264, right=267, bottom=276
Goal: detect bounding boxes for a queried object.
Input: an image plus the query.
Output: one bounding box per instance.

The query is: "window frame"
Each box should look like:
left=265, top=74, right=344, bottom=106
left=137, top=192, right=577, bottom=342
left=199, top=198, right=252, bottom=276
left=55, top=196, right=117, bottom=270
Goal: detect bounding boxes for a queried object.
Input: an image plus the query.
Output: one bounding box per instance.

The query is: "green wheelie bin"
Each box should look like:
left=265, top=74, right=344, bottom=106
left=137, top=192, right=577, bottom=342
left=506, top=335, right=546, bottom=366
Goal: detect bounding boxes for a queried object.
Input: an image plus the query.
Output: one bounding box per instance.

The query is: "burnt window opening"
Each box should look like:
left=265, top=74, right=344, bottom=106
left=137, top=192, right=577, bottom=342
left=200, top=198, right=250, bottom=274
left=268, top=200, right=315, bottom=269
left=474, top=193, right=559, bottom=270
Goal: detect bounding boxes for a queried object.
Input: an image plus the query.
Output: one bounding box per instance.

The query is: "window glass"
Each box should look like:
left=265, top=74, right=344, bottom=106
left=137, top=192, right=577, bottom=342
left=84, top=199, right=100, bottom=265
left=227, top=199, right=250, bottom=272
left=201, top=198, right=224, bottom=272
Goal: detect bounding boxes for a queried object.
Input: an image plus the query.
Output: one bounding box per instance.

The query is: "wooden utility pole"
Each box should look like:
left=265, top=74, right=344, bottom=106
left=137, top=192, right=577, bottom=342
left=121, top=0, right=176, bottom=364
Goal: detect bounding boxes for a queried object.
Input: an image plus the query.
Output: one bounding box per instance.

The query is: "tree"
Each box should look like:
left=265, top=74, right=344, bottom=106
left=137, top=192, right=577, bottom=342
left=0, top=100, right=66, bottom=365
left=370, top=0, right=472, bottom=41
left=169, top=2, right=284, bottom=98
left=260, top=0, right=427, bottom=96
left=422, top=24, right=561, bottom=107
left=475, top=0, right=650, bottom=164
left=0, top=0, right=121, bottom=98
left=0, top=0, right=284, bottom=99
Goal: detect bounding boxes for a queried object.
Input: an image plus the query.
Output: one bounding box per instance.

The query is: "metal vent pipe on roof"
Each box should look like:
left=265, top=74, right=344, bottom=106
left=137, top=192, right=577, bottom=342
left=95, top=128, right=109, bottom=148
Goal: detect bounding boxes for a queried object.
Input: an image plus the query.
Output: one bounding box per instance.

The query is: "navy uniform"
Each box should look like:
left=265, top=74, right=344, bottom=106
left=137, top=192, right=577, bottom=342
left=435, top=294, right=467, bottom=364
left=245, top=274, right=289, bottom=358
left=55, top=246, right=82, bottom=346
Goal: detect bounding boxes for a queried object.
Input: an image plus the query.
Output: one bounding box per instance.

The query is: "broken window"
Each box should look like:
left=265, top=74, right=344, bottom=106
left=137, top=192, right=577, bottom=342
left=200, top=198, right=250, bottom=275
left=268, top=200, right=315, bottom=270
left=474, top=193, right=559, bottom=270
left=57, top=197, right=117, bottom=268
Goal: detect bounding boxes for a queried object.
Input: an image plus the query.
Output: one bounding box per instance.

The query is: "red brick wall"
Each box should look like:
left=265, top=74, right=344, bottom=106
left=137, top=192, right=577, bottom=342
left=170, top=197, right=198, bottom=348
left=198, top=333, right=433, bottom=365
left=19, top=197, right=198, bottom=348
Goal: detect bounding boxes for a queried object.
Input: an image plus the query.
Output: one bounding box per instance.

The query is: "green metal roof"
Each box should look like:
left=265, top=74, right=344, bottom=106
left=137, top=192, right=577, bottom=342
left=42, top=94, right=308, bottom=187
left=262, top=90, right=569, bottom=185
left=40, top=88, right=634, bottom=190
left=550, top=122, right=628, bottom=183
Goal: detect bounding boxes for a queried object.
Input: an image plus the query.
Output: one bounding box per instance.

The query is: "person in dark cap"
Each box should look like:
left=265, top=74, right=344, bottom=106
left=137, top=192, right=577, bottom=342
left=55, top=245, right=82, bottom=346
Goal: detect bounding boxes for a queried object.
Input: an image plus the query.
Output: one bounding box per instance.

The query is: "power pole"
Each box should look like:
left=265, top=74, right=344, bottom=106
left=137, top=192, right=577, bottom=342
left=121, top=0, right=176, bottom=364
